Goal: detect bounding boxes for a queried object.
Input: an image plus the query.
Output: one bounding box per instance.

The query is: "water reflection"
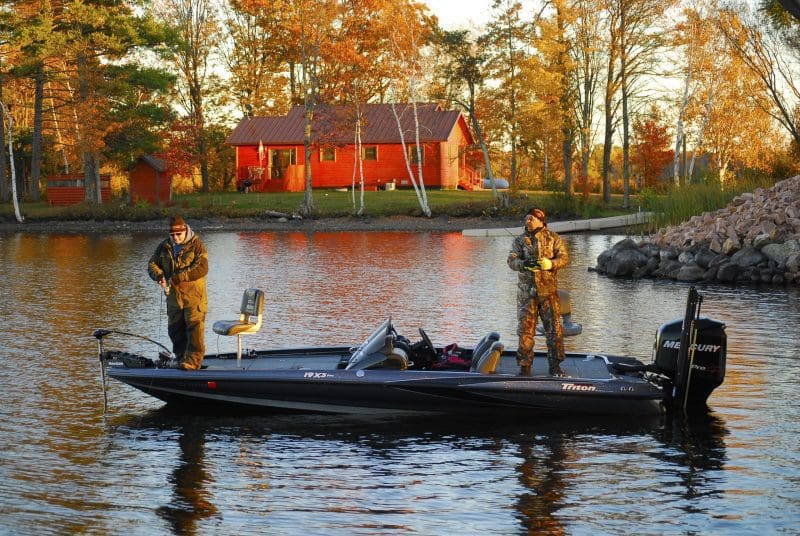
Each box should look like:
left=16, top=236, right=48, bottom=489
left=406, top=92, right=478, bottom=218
left=109, top=409, right=729, bottom=534
left=155, top=418, right=219, bottom=535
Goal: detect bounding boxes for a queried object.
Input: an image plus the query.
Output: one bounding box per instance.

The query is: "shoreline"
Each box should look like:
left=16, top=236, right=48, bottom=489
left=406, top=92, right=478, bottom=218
left=0, top=215, right=528, bottom=235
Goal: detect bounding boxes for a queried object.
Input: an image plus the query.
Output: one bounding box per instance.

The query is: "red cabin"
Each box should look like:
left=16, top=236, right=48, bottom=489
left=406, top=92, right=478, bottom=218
left=129, top=155, right=173, bottom=205
left=225, top=103, right=482, bottom=192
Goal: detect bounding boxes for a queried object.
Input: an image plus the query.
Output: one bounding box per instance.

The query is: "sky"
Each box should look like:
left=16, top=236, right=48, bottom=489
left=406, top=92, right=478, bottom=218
left=424, top=0, right=492, bottom=30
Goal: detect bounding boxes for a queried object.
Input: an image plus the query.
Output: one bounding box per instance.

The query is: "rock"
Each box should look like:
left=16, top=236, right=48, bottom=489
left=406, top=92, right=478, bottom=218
left=730, top=246, right=766, bottom=268
left=722, top=235, right=741, bottom=255
left=703, top=266, right=718, bottom=280
left=694, top=248, right=717, bottom=268
left=611, top=238, right=640, bottom=252
left=676, top=263, right=706, bottom=282
left=659, top=248, right=679, bottom=261
left=657, top=258, right=683, bottom=279
left=717, top=262, right=739, bottom=282
left=596, top=249, right=613, bottom=271
left=786, top=252, right=800, bottom=273
left=753, top=233, right=774, bottom=249
left=678, top=251, right=695, bottom=264
left=605, top=248, right=649, bottom=277
left=761, top=240, right=800, bottom=264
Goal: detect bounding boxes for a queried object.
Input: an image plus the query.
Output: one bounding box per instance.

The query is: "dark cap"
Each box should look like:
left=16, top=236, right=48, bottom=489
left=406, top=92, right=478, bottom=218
left=169, top=215, right=187, bottom=231
left=527, top=207, right=546, bottom=224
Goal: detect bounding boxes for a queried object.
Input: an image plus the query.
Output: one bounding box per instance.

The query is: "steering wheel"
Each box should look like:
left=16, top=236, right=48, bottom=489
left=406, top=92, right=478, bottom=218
left=418, top=328, right=437, bottom=361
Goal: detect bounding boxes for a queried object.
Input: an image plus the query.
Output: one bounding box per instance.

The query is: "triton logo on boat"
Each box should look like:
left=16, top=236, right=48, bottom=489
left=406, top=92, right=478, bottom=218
left=303, top=372, right=334, bottom=379
left=561, top=383, right=597, bottom=392
left=662, top=341, right=721, bottom=353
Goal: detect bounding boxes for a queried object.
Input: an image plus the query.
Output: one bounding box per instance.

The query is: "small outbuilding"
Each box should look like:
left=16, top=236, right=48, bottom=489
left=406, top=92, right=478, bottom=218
left=47, top=174, right=111, bottom=205
left=129, top=155, right=172, bottom=205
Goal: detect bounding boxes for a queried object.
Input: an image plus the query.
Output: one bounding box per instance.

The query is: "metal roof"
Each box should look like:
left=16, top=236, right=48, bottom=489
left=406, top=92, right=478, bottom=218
left=226, top=103, right=470, bottom=146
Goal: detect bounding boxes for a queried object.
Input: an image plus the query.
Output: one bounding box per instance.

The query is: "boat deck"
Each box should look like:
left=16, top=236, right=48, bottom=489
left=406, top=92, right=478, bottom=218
left=196, top=349, right=620, bottom=380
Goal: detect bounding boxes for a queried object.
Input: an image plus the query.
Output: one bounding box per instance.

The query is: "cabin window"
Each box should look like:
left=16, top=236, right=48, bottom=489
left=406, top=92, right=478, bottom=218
left=362, top=146, right=378, bottom=161
left=408, top=145, right=424, bottom=165
left=320, top=147, right=336, bottom=162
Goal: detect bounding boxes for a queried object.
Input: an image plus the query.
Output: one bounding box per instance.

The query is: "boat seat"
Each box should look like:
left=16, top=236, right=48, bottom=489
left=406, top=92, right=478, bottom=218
left=471, top=339, right=504, bottom=374
left=470, top=332, right=500, bottom=364
left=212, top=288, right=265, bottom=363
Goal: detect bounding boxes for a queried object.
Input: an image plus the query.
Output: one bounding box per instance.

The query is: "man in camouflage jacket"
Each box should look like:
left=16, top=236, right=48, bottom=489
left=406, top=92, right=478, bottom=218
left=507, top=208, right=570, bottom=376
left=148, top=215, right=209, bottom=370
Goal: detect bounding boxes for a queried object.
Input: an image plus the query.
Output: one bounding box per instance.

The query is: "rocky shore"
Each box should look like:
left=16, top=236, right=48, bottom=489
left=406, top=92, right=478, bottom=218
left=593, top=175, right=800, bottom=285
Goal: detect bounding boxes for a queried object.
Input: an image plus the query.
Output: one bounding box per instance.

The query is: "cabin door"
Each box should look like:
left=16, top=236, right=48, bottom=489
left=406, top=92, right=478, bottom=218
left=270, top=149, right=297, bottom=179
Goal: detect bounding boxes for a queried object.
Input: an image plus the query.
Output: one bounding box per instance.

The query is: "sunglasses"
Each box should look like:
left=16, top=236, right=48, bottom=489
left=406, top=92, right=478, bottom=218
left=170, top=229, right=186, bottom=236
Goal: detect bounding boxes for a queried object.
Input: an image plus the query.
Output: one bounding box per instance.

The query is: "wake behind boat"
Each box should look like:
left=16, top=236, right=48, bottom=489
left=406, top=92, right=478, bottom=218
left=94, top=287, right=726, bottom=417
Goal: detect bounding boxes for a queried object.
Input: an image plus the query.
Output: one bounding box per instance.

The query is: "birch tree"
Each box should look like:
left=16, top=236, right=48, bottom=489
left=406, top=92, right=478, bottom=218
left=1, top=102, right=23, bottom=222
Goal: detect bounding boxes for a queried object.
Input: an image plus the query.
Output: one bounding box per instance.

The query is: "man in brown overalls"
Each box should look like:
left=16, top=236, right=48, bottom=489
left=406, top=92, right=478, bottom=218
left=507, top=208, right=570, bottom=376
left=148, top=215, right=209, bottom=370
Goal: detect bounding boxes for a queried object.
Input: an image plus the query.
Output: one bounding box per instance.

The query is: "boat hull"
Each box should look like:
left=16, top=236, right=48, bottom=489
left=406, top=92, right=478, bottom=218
left=106, top=352, right=665, bottom=416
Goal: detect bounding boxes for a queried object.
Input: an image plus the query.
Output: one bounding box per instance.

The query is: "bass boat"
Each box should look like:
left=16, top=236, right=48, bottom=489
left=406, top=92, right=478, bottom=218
left=95, top=287, right=726, bottom=416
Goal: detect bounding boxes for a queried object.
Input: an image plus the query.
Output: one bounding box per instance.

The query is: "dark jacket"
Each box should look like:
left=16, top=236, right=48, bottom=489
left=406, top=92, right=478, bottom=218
left=507, top=227, right=569, bottom=298
left=148, top=227, right=208, bottom=312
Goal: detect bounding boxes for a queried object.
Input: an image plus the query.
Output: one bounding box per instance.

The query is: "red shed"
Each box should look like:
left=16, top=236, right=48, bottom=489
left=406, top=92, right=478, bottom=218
left=47, top=174, right=111, bottom=205
left=129, top=155, right=172, bottom=205
left=225, top=103, right=482, bottom=192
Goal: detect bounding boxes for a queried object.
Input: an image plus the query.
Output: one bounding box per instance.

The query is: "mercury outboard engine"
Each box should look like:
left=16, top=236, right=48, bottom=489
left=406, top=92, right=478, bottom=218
left=651, top=287, right=727, bottom=410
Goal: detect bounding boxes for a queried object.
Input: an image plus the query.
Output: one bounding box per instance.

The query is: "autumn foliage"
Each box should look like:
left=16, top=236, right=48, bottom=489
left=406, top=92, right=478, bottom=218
left=632, top=108, right=674, bottom=189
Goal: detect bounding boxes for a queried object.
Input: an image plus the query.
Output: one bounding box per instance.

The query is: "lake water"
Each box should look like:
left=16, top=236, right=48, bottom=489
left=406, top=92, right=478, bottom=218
left=0, top=229, right=798, bottom=535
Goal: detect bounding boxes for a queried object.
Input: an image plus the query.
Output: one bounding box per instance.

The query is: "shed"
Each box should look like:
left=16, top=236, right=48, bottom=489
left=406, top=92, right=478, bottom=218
left=129, top=155, right=172, bottom=205
left=47, top=174, right=111, bottom=205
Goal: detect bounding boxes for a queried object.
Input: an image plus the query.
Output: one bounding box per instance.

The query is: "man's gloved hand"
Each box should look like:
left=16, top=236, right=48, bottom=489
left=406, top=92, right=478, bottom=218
left=523, top=258, right=540, bottom=271
left=538, top=257, right=553, bottom=271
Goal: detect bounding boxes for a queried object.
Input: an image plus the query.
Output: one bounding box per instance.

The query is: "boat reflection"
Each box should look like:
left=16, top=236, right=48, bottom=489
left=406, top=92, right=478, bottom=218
left=109, top=409, right=728, bottom=532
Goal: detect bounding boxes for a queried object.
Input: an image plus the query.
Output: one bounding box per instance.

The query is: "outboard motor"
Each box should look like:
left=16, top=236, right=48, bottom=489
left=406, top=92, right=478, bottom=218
left=651, top=287, right=726, bottom=410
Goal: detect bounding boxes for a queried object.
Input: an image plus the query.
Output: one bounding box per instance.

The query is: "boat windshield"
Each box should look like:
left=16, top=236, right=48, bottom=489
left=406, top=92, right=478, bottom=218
left=349, top=318, right=392, bottom=363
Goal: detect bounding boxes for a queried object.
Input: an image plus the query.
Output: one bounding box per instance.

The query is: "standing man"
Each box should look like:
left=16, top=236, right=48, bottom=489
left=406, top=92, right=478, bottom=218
left=507, top=208, right=570, bottom=376
left=148, top=215, right=209, bottom=370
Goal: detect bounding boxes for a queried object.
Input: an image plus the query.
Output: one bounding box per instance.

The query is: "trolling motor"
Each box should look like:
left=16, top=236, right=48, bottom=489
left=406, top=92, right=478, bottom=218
left=93, top=329, right=176, bottom=412
left=651, top=287, right=727, bottom=411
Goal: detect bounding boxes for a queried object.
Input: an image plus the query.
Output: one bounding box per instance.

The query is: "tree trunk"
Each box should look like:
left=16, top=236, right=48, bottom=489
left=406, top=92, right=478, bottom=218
left=301, top=103, right=314, bottom=216
left=0, top=72, right=8, bottom=203
left=77, top=53, right=101, bottom=204
left=621, top=79, right=630, bottom=208
left=30, top=63, right=44, bottom=203
left=688, top=90, right=714, bottom=180
left=2, top=102, right=24, bottom=222
left=602, top=53, right=615, bottom=205
left=674, top=63, right=691, bottom=188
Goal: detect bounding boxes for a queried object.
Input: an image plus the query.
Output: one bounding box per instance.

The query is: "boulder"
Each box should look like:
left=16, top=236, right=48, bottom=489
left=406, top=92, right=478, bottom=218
left=717, top=262, right=739, bottom=282
left=676, top=263, right=706, bottom=282
left=605, top=248, right=649, bottom=277
left=730, top=246, right=766, bottom=268
left=761, top=239, right=800, bottom=264
left=694, top=248, right=717, bottom=268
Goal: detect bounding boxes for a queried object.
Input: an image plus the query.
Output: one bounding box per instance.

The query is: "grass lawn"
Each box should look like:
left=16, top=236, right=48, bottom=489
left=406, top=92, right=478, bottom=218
left=2, top=188, right=640, bottom=222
